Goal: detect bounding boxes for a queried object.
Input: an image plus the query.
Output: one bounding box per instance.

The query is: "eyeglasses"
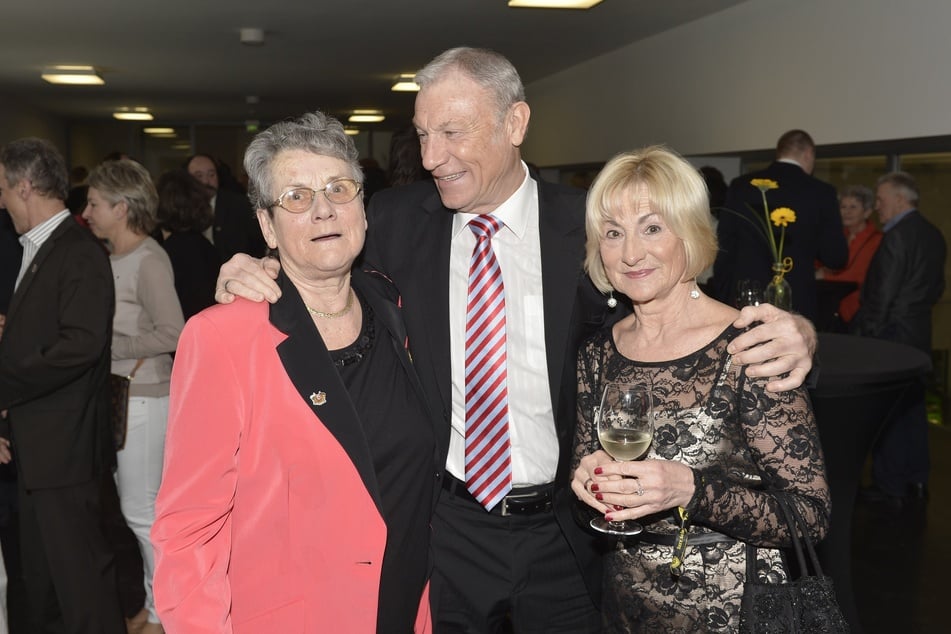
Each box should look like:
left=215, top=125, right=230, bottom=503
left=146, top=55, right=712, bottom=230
left=268, top=178, right=362, bottom=213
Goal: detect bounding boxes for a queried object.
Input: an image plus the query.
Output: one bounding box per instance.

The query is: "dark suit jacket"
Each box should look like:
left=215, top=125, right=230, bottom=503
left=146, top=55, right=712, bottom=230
left=851, top=210, right=947, bottom=354
left=363, top=177, right=614, bottom=600
left=0, top=209, right=21, bottom=314
left=0, top=217, right=116, bottom=490
left=212, top=187, right=266, bottom=261
left=713, top=161, right=847, bottom=321
left=160, top=230, right=222, bottom=320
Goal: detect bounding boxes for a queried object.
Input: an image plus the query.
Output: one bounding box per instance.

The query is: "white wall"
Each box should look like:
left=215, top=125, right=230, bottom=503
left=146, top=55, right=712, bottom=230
left=522, top=0, right=951, bottom=165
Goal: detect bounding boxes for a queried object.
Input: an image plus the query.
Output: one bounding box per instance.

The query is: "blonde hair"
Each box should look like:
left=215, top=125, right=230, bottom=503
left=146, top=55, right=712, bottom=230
left=584, top=145, right=717, bottom=293
left=87, top=160, right=158, bottom=235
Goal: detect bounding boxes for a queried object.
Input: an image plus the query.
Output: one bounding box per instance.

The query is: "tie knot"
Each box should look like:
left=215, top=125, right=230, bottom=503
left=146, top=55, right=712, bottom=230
left=468, top=215, right=503, bottom=240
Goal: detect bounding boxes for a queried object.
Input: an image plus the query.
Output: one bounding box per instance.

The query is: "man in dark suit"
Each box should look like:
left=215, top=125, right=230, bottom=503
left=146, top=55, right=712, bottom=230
left=0, top=138, right=125, bottom=633
left=852, top=171, right=946, bottom=503
left=215, top=48, right=819, bottom=632
left=713, top=129, right=848, bottom=321
left=186, top=153, right=266, bottom=260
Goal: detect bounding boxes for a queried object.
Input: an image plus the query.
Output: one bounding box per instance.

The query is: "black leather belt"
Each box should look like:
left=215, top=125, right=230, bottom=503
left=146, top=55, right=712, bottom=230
left=635, top=530, right=735, bottom=547
left=442, top=474, right=553, bottom=516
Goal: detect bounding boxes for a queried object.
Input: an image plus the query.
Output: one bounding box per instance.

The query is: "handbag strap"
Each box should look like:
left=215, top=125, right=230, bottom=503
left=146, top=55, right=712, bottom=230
left=774, top=493, right=810, bottom=578
left=781, top=493, right=827, bottom=578
left=745, top=492, right=825, bottom=582
left=127, top=358, right=145, bottom=380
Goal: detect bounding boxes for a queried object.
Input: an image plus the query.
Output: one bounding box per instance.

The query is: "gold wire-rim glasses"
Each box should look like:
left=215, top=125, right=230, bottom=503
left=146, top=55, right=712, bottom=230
left=268, top=178, right=363, bottom=213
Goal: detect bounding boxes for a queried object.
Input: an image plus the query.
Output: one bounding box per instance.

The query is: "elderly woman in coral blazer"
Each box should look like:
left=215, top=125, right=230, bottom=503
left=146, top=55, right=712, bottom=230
left=151, top=112, right=436, bottom=633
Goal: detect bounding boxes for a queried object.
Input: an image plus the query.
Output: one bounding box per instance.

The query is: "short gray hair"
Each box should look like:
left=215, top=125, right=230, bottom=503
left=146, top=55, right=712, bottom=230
left=244, top=111, right=362, bottom=213
left=415, top=47, right=525, bottom=120
left=839, top=184, right=874, bottom=210
left=877, top=171, right=919, bottom=206
left=87, top=160, right=158, bottom=235
left=0, top=137, right=69, bottom=201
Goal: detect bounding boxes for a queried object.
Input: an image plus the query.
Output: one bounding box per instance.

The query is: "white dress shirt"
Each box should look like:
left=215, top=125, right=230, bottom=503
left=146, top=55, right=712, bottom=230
left=447, top=163, right=559, bottom=487
left=15, top=209, right=72, bottom=290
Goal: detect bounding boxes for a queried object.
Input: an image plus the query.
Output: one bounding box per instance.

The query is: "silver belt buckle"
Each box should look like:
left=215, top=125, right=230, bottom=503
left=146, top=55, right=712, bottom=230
left=500, top=491, right=534, bottom=517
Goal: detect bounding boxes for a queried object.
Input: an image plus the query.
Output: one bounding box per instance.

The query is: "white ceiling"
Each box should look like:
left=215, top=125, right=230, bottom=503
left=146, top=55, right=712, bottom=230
left=0, top=0, right=746, bottom=128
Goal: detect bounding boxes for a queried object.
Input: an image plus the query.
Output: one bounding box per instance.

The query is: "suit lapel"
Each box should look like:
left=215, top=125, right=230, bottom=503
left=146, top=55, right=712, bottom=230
left=7, top=217, right=74, bottom=322
left=536, top=179, right=586, bottom=417
left=418, top=192, right=454, bottom=415
left=270, top=272, right=383, bottom=515
left=353, top=268, right=441, bottom=446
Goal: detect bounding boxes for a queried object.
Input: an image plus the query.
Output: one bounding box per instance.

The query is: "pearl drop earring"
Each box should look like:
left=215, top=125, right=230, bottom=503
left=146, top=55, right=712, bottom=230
left=690, top=287, right=700, bottom=299
left=607, top=291, right=618, bottom=308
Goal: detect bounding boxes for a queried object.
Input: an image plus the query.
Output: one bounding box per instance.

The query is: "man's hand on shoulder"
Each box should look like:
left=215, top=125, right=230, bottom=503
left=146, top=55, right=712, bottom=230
left=728, top=304, right=817, bottom=392
left=215, top=254, right=282, bottom=304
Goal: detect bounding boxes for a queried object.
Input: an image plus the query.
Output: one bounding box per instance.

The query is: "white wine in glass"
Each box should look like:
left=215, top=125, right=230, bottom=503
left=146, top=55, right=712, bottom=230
left=590, top=382, right=654, bottom=536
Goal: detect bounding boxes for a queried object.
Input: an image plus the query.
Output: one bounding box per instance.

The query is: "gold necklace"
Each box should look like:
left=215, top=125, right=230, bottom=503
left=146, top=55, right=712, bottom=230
left=306, top=289, right=355, bottom=319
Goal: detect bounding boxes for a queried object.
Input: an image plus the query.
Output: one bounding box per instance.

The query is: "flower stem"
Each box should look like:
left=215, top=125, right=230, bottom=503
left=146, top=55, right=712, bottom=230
left=760, top=190, right=778, bottom=259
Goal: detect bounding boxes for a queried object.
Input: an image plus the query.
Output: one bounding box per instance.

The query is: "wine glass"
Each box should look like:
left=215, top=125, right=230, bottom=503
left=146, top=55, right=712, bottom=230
left=735, top=279, right=764, bottom=308
left=590, top=382, right=654, bottom=536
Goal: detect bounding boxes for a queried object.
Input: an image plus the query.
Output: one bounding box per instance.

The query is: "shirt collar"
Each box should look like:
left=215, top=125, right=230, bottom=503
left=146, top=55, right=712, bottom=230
left=19, top=209, right=71, bottom=247
left=776, top=157, right=804, bottom=169
left=883, top=208, right=916, bottom=232
left=452, top=162, right=532, bottom=239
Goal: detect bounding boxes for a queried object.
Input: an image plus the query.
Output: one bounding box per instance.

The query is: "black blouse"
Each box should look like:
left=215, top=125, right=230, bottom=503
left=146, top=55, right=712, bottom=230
left=331, top=289, right=434, bottom=633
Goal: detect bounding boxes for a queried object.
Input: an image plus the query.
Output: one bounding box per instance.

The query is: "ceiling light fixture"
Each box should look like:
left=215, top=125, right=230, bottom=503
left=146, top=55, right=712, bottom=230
left=348, top=109, right=385, bottom=123
left=113, top=107, right=154, bottom=121
left=240, top=28, right=265, bottom=45
left=391, top=74, right=420, bottom=92
left=41, top=65, right=104, bottom=85
left=344, top=127, right=360, bottom=136
left=143, top=127, right=175, bottom=135
left=508, top=0, right=603, bottom=8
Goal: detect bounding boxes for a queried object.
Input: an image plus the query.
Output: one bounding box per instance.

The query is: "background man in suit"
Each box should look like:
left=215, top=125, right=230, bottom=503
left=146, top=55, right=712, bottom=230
left=852, top=171, right=946, bottom=504
left=713, top=129, right=848, bottom=321
left=215, top=48, right=818, bottom=632
left=186, top=153, right=266, bottom=261
left=0, top=138, right=125, bottom=633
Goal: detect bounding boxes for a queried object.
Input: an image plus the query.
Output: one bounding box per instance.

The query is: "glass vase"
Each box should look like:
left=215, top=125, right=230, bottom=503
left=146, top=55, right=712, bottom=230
left=764, top=263, right=792, bottom=310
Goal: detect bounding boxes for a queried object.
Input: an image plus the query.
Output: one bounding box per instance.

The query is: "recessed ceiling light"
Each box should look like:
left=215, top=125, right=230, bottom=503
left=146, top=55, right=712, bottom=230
left=344, top=127, right=360, bottom=136
left=113, top=107, right=154, bottom=121
left=391, top=74, right=420, bottom=92
left=143, top=127, right=175, bottom=135
left=508, top=0, right=603, bottom=8
left=41, top=65, right=104, bottom=85
left=348, top=109, right=385, bottom=123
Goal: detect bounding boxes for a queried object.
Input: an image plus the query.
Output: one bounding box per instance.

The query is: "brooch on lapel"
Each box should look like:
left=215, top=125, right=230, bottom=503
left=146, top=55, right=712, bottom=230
left=309, top=391, right=327, bottom=406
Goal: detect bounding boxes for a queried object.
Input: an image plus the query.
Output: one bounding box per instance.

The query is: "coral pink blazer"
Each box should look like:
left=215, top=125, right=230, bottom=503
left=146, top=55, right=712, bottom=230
left=152, top=291, right=431, bottom=633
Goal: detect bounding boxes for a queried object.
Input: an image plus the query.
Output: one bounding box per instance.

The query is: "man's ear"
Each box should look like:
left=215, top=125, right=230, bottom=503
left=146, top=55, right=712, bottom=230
left=507, top=101, right=531, bottom=148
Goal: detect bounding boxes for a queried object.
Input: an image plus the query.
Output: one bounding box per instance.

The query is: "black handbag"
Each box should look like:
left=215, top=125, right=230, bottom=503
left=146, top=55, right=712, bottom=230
left=739, top=493, right=848, bottom=633
left=109, top=359, right=144, bottom=450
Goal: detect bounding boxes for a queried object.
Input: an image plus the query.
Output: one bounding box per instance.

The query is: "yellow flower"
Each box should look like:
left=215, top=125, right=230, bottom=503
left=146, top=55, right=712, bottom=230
left=751, top=178, right=779, bottom=192
left=770, top=207, right=797, bottom=227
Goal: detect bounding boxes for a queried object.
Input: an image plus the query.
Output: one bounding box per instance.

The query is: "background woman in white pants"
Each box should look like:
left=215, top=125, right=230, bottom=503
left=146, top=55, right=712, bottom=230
left=84, top=160, right=184, bottom=634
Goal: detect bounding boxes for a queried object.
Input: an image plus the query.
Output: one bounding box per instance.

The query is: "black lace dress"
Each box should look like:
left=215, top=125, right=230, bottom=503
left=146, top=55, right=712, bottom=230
left=573, top=325, right=830, bottom=633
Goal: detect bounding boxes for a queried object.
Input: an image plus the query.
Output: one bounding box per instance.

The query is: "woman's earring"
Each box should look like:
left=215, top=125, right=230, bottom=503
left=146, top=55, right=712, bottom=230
left=607, top=291, right=618, bottom=308
left=690, top=285, right=701, bottom=300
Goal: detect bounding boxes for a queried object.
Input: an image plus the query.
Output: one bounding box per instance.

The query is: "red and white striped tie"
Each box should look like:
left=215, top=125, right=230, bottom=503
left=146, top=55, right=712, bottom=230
left=464, top=214, right=513, bottom=510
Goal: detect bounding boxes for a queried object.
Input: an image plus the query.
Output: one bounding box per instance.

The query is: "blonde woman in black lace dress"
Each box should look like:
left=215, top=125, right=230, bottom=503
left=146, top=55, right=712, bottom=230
left=571, top=146, right=830, bottom=633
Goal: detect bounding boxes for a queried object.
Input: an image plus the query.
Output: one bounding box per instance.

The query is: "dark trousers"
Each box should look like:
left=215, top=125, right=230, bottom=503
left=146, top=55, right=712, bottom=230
left=18, top=477, right=126, bottom=634
left=873, top=381, right=930, bottom=496
left=430, top=484, right=601, bottom=633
